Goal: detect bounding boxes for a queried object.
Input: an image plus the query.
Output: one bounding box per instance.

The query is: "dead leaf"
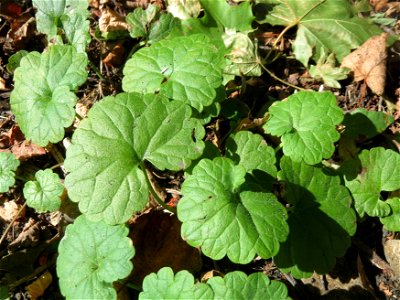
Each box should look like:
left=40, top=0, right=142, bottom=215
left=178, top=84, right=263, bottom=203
left=341, top=33, right=388, bottom=96
left=129, top=209, right=202, bottom=286
left=5, top=126, right=47, bottom=160
left=102, top=42, right=125, bottom=67
left=25, top=271, right=53, bottom=300
left=98, top=7, right=129, bottom=33
left=385, top=2, right=400, bottom=16
left=370, top=0, right=388, bottom=11
left=0, top=77, right=9, bottom=91
left=0, top=200, right=24, bottom=222
left=384, top=239, right=400, bottom=279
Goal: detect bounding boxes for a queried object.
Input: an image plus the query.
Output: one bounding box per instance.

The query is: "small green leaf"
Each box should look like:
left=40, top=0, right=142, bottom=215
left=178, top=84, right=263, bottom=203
left=200, top=0, right=254, bottom=32
left=65, top=93, right=204, bottom=224
left=264, top=91, right=343, bottom=165
left=126, top=4, right=158, bottom=39
left=380, top=198, right=400, bottom=232
left=6, top=50, right=29, bottom=74
left=257, top=0, right=382, bottom=66
left=23, top=169, right=64, bottom=212
left=276, top=156, right=356, bottom=278
left=167, top=0, right=201, bottom=20
left=178, top=157, right=288, bottom=264
left=139, top=267, right=291, bottom=300
left=0, top=152, right=20, bottom=193
left=57, top=215, right=134, bottom=300
left=309, top=49, right=349, bottom=88
left=122, top=34, right=224, bottom=112
left=10, top=45, right=88, bottom=146
left=226, top=131, right=277, bottom=190
left=342, top=108, right=394, bottom=139
left=346, top=148, right=400, bottom=217
left=32, top=0, right=90, bottom=51
left=223, top=31, right=261, bottom=77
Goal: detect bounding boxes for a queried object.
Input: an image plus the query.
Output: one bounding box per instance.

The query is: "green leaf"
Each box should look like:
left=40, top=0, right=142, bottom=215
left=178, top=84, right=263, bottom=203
left=122, top=34, right=223, bottom=112
left=57, top=215, right=134, bottom=300
left=257, top=0, right=382, bottom=66
left=380, top=198, right=400, bottom=232
left=225, top=131, right=277, bottom=190
left=167, top=0, right=201, bottom=20
left=10, top=45, right=88, bottom=146
left=223, top=31, right=262, bottom=77
left=345, top=148, right=400, bottom=217
left=139, top=267, right=291, bottom=300
left=200, top=0, right=254, bottom=32
left=6, top=50, right=29, bottom=74
left=126, top=4, right=158, bottom=39
left=65, top=93, right=204, bottom=224
left=276, top=156, right=356, bottom=278
left=342, top=108, right=394, bottom=139
left=23, top=169, right=64, bottom=212
left=32, top=0, right=90, bottom=51
left=0, top=152, right=20, bottom=193
left=148, top=13, right=182, bottom=43
left=264, top=91, right=343, bottom=165
left=309, top=49, right=349, bottom=88
left=207, top=271, right=291, bottom=300
left=177, top=157, right=288, bottom=264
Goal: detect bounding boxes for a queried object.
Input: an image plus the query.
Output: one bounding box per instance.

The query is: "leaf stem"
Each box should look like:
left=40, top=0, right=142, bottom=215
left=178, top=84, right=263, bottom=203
left=259, top=63, right=306, bottom=91
left=141, top=162, right=176, bottom=214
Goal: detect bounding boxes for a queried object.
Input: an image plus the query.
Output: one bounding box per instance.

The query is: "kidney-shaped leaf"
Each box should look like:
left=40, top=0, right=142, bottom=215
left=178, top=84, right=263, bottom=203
left=139, top=267, right=290, bottom=300
left=257, top=0, right=382, bottom=66
left=178, top=157, right=288, bottom=264
left=23, top=169, right=64, bottom=212
left=57, top=215, right=134, bottom=300
left=264, top=91, right=343, bottom=165
left=122, top=34, right=223, bottom=112
left=10, top=45, right=87, bottom=146
left=275, top=156, right=356, bottom=278
left=0, top=152, right=20, bottom=193
left=346, top=147, right=400, bottom=217
left=65, top=93, right=204, bottom=225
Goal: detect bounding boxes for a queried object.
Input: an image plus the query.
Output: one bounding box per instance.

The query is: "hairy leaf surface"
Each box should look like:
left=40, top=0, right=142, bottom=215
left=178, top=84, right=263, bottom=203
left=264, top=91, right=343, bottom=165
left=65, top=93, right=204, bottom=224
left=57, top=215, right=134, bottom=300
left=275, top=156, right=356, bottom=278
left=178, top=157, right=288, bottom=264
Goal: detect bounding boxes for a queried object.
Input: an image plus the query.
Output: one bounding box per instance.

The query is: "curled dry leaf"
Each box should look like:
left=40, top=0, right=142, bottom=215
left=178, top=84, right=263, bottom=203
left=98, top=7, right=129, bottom=33
left=341, top=33, right=387, bottom=96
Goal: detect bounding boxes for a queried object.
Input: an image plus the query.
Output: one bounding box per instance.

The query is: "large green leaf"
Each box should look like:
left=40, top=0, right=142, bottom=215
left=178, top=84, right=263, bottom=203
left=257, top=0, right=382, bottom=66
left=0, top=152, right=20, bottom=193
left=275, top=156, right=356, bottom=278
left=139, top=267, right=291, bottom=300
left=122, top=34, right=224, bottom=112
left=345, top=148, right=400, bottom=217
left=32, top=0, right=90, bottom=52
left=178, top=157, right=288, bottom=264
left=10, top=45, right=88, bottom=146
left=380, top=198, right=400, bottom=232
left=264, top=91, right=343, bottom=165
left=57, top=215, right=134, bottom=300
left=65, top=93, right=204, bottom=225
left=23, top=169, right=64, bottom=212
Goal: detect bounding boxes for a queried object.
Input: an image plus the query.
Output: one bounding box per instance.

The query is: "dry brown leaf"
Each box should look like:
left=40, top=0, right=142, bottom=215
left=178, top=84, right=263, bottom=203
left=341, top=33, right=388, bottom=96
left=98, top=7, right=129, bottom=33
left=0, top=77, right=9, bottom=91
left=0, top=200, right=24, bottom=222
left=4, top=126, right=47, bottom=160
left=26, top=271, right=53, bottom=300
left=103, top=42, right=126, bottom=67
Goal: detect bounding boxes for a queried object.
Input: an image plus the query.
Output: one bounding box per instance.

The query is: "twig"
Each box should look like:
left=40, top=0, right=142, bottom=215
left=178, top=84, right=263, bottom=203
left=0, top=202, right=27, bottom=247
left=259, top=63, right=306, bottom=91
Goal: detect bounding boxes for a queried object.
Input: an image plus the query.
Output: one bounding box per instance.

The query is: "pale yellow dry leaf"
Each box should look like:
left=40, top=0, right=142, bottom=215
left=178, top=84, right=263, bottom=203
left=341, top=33, right=387, bottom=95
left=98, top=7, right=129, bottom=33
left=0, top=200, right=24, bottom=222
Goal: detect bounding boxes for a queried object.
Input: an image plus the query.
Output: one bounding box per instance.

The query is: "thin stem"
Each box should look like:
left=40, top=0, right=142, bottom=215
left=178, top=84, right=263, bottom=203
left=0, top=202, right=27, bottom=247
left=88, top=60, right=104, bottom=80
left=140, top=162, right=176, bottom=214
left=259, top=63, right=306, bottom=91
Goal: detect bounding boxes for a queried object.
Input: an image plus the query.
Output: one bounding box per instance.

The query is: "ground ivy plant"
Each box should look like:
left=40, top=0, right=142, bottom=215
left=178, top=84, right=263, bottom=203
left=3, top=0, right=399, bottom=299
